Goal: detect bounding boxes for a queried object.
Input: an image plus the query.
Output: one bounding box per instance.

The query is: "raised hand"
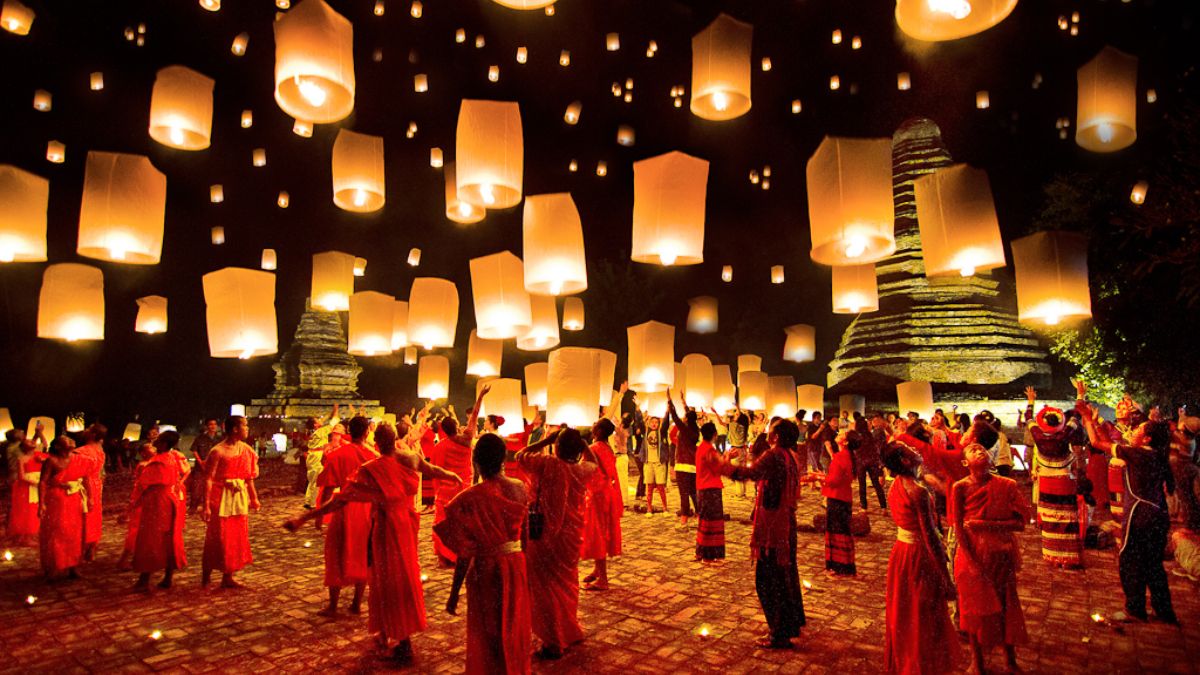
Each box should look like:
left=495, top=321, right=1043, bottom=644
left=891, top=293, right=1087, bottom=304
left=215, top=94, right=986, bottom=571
left=1024, top=386, right=1037, bottom=403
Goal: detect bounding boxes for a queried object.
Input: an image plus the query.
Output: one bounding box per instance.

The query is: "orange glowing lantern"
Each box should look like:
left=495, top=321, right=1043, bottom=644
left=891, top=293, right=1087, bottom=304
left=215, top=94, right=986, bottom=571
left=767, top=375, right=797, bottom=419
left=445, top=162, right=486, bottom=224
left=467, top=329, right=503, bottom=377
left=348, top=291, right=395, bottom=356
left=783, top=324, right=815, bottom=363
left=632, top=151, right=708, bottom=266
left=627, top=320, right=674, bottom=393
left=135, top=295, right=167, bottom=334
left=895, top=0, right=1017, bottom=42
left=456, top=99, right=523, bottom=209
left=77, top=151, right=166, bottom=264
left=273, top=0, right=355, bottom=124
left=525, top=362, right=548, bottom=409
left=690, top=13, right=753, bottom=121
left=0, top=164, right=48, bottom=262
left=712, top=364, right=735, bottom=411
left=517, top=294, right=559, bottom=351
left=523, top=193, right=587, bottom=296
left=310, top=250, right=355, bottom=311
left=202, top=267, right=277, bottom=358
left=562, top=297, right=584, bottom=330
left=407, top=277, right=458, bottom=349
left=417, top=355, right=449, bottom=399
left=470, top=251, right=532, bottom=339
left=831, top=263, right=879, bottom=314
left=547, top=347, right=601, bottom=427
left=738, top=370, right=767, bottom=411
left=332, top=129, right=385, bottom=212
left=1, top=0, right=34, bottom=35
left=1076, top=46, right=1138, bottom=153
left=681, top=353, right=714, bottom=407
left=897, top=380, right=935, bottom=420
left=736, top=354, right=761, bottom=380
left=796, top=384, right=825, bottom=417
left=686, top=296, right=718, bottom=334
left=806, top=136, right=895, bottom=266
left=914, top=164, right=1006, bottom=277
left=1011, top=231, right=1091, bottom=327
left=38, top=263, right=104, bottom=341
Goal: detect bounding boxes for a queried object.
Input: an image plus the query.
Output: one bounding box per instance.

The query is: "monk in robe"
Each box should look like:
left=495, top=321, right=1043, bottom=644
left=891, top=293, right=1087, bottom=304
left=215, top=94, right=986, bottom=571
left=314, top=415, right=377, bottom=616
left=952, top=443, right=1030, bottom=674
left=419, top=424, right=438, bottom=510
left=201, top=416, right=260, bottom=589
left=38, top=436, right=94, bottom=580
left=133, top=431, right=188, bottom=591
left=516, top=427, right=597, bottom=660
left=434, top=434, right=532, bottom=675
left=77, top=424, right=107, bottom=562
left=8, top=439, right=45, bottom=546
left=286, top=422, right=463, bottom=664
left=118, top=443, right=158, bottom=570
left=432, top=387, right=487, bottom=566
left=580, top=417, right=622, bottom=591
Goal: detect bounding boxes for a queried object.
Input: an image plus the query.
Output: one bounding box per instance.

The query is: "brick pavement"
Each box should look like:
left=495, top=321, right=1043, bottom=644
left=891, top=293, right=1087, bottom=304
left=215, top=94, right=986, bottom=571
left=2, top=460, right=1197, bottom=674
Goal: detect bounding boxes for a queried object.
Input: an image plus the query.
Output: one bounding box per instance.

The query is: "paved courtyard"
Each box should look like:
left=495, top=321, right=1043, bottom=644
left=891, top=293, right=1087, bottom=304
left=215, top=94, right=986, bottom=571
left=2, top=459, right=1197, bottom=674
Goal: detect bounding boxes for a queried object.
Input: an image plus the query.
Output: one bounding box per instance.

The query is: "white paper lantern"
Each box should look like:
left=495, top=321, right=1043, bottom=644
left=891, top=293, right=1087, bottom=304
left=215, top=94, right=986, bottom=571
left=738, top=370, right=767, bottom=411
left=469, top=251, right=532, bottom=339
left=273, top=0, right=355, bottom=124
left=517, top=294, right=559, bottom=351
left=681, top=353, right=714, bottom=407
left=632, top=151, right=708, bottom=266
left=547, top=347, right=601, bottom=427
left=456, top=99, right=523, bottom=208
left=690, top=13, right=753, bottom=121
left=806, top=136, right=896, bottom=266
left=686, top=296, right=718, bottom=334
left=0, top=164, right=48, bottom=262
left=348, top=291, right=395, bottom=356
left=712, top=364, right=735, bottom=411
left=310, top=250, right=355, bottom=311
left=895, top=0, right=1017, bottom=42
left=202, top=267, right=277, bottom=358
left=148, top=65, right=214, bottom=150
left=562, top=297, right=584, bottom=330
left=467, top=329, right=503, bottom=377
left=261, top=249, right=277, bottom=270
left=38, top=263, right=104, bottom=341
left=796, top=384, right=825, bottom=418
left=484, top=378, right=525, bottom=434
left=627, top=320, right=674, bottom=393
left=767, top=375, right=797, bottom=419
left=1011, top=231, right=1092, bottom=326
left=407, top=277, right=458, bottom=349
left=783, top=323, right=815, bottom=363
left=418, top=355, right=450, bottom=399
left=914, top=164, right=1006, bottom=277
left=1076, top=46, right=1138, bottom=153
left=896, top=381, right=934, bottom=420
left=523, top=193, right=587, bottom=296
left=831, top=263, right=879, bottom=314
left=736, top=354, right=762, bottom=381
left=524, top=362, right=548, bottom=409
left=77, top=152, right=167, bottom=265
left=135, top=295, right=168, bottom=334
left=332, top=129, right=385, bottom=213
left=445, top=162, right=486, bottom=224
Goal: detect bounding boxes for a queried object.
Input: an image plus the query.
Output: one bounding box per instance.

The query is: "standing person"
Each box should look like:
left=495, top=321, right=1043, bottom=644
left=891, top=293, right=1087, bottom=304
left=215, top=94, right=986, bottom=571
left=314, top=416, right=377, bottom=616
left=882, top=441, right=960, bottom=674
left=859, top=414, right=888, bottom=510
left=132, top=431, right=188, bottom=591
left=581, top=418, right=622, bottom=591
left=118, top=443, right=158, bottom=570
left=38, top=436, right=94, bottom=580
left=666, top=391, right=699, bottom=528
left=1024, top=386, right=1086, bottom=568
left=951, top=443, right=1031, bottom=674
left=200, top=416, right=260, bottom=589
left=723, top=419, right=805, bottom=649
left=823, top=428, right=859, bottom=576
left=187, top=418, right=222, bottom=513
left=432, top=387, right=487, bottom=566
left=306, top=423, right=345, bottom=510
left=806, top=412, right=827, bottom=473
left=76, top=424, right=106, bottom=562
left=695, top=422, right=726, bottom=561
left=418, top=422, right=439, bottom=512
left=7, top=439, right=45, bottom=546
left=604, top=382, right=632, bottom=509
left=298, top=405, right=341, bottom=495
left=434, top=434, right=531, bottom=675
left=517, top=428, right=597, bottom=660
left=637, top=414, right=669, bottom=514
left=726, top=410, right=750, bottom=499
left=286, top=422, right=462, bottom=664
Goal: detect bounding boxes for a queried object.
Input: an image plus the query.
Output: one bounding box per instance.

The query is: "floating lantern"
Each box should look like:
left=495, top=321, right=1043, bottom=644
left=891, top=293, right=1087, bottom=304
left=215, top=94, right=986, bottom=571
left=681, top=354, right=714, bottom=407
left=288, top=119, right=311, bottom=138
left=310, top=251, right=355, bottom=311
left=407, top=248, right=421, bottom=266
left=32, top=89, right=50, bottom=111
left=210, top=226, right=225, bottom=245
left=203, top=268, right=277, bottom=358
left=417, top=355, right=449, bottom=399
left=686, top=296, right=718, bottom=334
left=736, top=354, right=761, bottom=379
left=829, top=75, right=840, bottom=91
left=253, top=148, right=267, bottom=166
left=761, top=57, right=772, bottom=72
left=721, top=265, right=733, bottom=282
left=231, top=32, right=249, bottom=55
left=475, top=35, right=485, bottom=48
left=791, top=99, right=802, bottom=114
left=806, top=136, right=895, bottom=265
left=547, top=347, right=601, bottom=427
left=563, top=101, right=581, bottom=125
left=135, top=295, right=167, bottom=334
left=77, top=152, right=166, bottom=264
left=712, top=365, right=735, bottom=411
left=200, top=0, right=220, bottom=9
left=466, top=330, right=503, bottom=377
left=469, top=251, right=533, bottom=339
left=445, top=162, right=486, bottom=225
left=595, top=349, right=618, bottom=406
left=331, top=129, right=385, bottom=213
left=412, top=73, right=428, bottom=93
left=895, top=0, right=1017, bottom=42
left=796, top=384, right=824, bottom=417
left=771, top=265, right=785, bottom=284
left=568, top=160, right=578, bottom=172
left=1129, top=180, right=1148, bottom=205
left=261, top=249, right=277, bottom=270
left=1011, top=231, right=1091, bottom=326
left=690, top=14, right=752, bottom=121
left=897, top=72, right=911, bottom=90
left=485, top=379, right=525, bottom=434
left=149, top=65, right=214, bottom=150
left=914, top=164, right=1006, bottom=277
left=738, top=370, right=767, bottom=410
left=492, top=0, right=555, bottom=9
left=525, top=362, right=548, bottom=408
left=26, top=416, right=54, bottom=439
left=0, top=409, right=11, bottom=435
left=2, top=0, right=33, bottom=34
left=407, top=277, right=458, bottom=349
left=353, top=257, right=366, bottom=277
left=429, top=147, right=443, bottom=168
left=596, top=161, right=607, bottom=177
left=617, top=126, right=635, bottom=147
left=606, top=32, right=620, bottom=51
left=559, top=50, right=570, bottom=66
left=562, top=297, right=584, bottom=330
left=641, top=391, right=668, bottom=418
left=455, top=28, right=466, bottom=43
left=390, top=299, right=409, bottom=350
left=0, top=165, right=48, bottom=262
left=277, top=191, right=290, bottom=208
left=831, top=29, right=842, bottom=44
left=1076, top=46, right=1138, bottom=152
left=523, top=193, right=587, bottom=296
left=403, top=346, right=417, bottom=364
left=1146, top=88, right=1157, bottom=104
left=273, top=0, right=355, bottom=124
left=90, top=72, right=104, bottom=91
left=831, top=263, right=879, bottom=313
left=38, top=263, right=104, bottom=341
left=411, top=1, right=422, bottom=17
left=896, top=381, right=935, bottom=420
left=851, top=36, right=862, bottom=49
left=975, top=90, right=990, bottom=109
left=456, top=100, right=523, bottom=209
left=241, top=110, right=253, bottom=128
left=839, top=394, right=866, bottom=417
left=627, top=320, right=674, bottom=392
left=517, top=294, right=559, bottom=351
left=348, top=291, right=395, bottom=356
left=767, top=375, right=797, bottom=419
left=783, top=324, right=815, bottom=363
left=487, top=65, right=500, bottom=82
left=631, top=151, right=708, bottom=266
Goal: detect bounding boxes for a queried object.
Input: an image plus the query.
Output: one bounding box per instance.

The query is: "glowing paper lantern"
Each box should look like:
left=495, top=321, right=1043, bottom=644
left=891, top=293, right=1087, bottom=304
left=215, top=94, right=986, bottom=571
left=767, top=375, right=797, bottom=419
left=1130, top=181, right=1148, bottom=205
left=210, top=227, right=225, bottom=245
left=417, top=355, right=449, bottom=399
left=1, top=0, right=34, bottom=35
left=210, top=185, right=224, bottom=203
left=525, top=362, right=548, bottom=409
left=595, top=349, right=618, bottom=407
left=831, top=263, right=879, bottom=314
left=407, top=248, right=421, bottom=266
left=90, top=72, right=104, bottom=91
left=77, top=152, right=166, bottom=265
left=414, top=74, right=428, bottom=92
left=839, top=394, right=866, bottom=417
left=241, top=110, right=253, bottom=127
left=712, top=365, right=735, bottom=411
left=641, top=391, right=668, bottom=418
left=273, top=0, right=355, bottom=124
left=517, top=294, right=559, bottom=351
left=45, top=141, right=65, bottom=164
left=332, top=129, right=385, bottom=212
left=523, top=193, right=587, bottom=296
left=33, top=90, right=51, bottom=111
left=27, top=416, right=54, bottom=439
left=564, top=101, right=581, bottom=125
left=617, top=126, right=635, bottom=147
left=686, top=296, right=718, bottom=334
left=348, top=291, right=395, bottom=356
left=1076, top=46, right=1138, bottom=153
left=631, top=151, right=708, bottom=266
left=627, top=320, right=674, bottom=393
left=894, top=0, right=1017, bottom=42
left=390, top=299, right=409, bottom=350
left=445, top=163, right=486, bottom=225
left=783, top=324, right=815, bottom=363
left=467, top=329, right=503, bottom=377
left=681, top=353, right=714, bottom=407
left=0, top=408, right=13, bottom=434
left=470, top=251, right=532, bottom=339
left=1011, top=231, right=1091, bottom=326
left=796, top=384, right=824, bottom=417
left=738, top=370, right=767, bottom=411
left=0, top=165, right=48, bottom=262
left=897, top=381, right=934, bottom=420
left=456, top=100, right=523, bottom=208
left=278, top=191, right=289, bottom=207
left=148, top=65, right=214, bottom=150
left=353, top=257, right=366, bottom=277
left=516, top=47, right=527, bottom=63
left=231, top=32, right=249, bottom=55
left=562, top=297, right=584, bottom=330
left=721, top=265, right=733, bottom=282
left=200, top=0, right=220, bottom=10
left=547, top=347, right=601, bottom=427
left=135, top=295, right=167, bottom=334
left=293, top=119, right=313, bottom=137
left=975, top=90, right=990, bottom=109
left=253, top=149, right=267, bottom=167
left=38, top=263, right=104, bottom=341
left=203, top=267, right=277, bottom=358
left=807, top=136, right=895, bottom=266
left=261, top=249, right=277, bottom=270
left=897, top=72, right=912, bottom=90
left=771, top=265, right=785, bottom=284
left=690, top=13, right=752, bottom=121
left=403, top=346, right=417, bottom=365
left=492, top=0, right=555, bottom=9
left=606, top=32, right=620, bottom=51
left=407, top=277, right=458, bottom=349
left=310, top=250, right=355, bottom=311
left=485, top=378, right=524, bottom=434
left=736, top=354, right=761, bottom=380
left=914, top=164, right=1006, bottom=277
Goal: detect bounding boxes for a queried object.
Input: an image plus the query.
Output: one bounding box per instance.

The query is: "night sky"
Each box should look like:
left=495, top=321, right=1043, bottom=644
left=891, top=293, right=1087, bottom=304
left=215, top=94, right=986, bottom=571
left=0, top=0, right=1195, bottom=430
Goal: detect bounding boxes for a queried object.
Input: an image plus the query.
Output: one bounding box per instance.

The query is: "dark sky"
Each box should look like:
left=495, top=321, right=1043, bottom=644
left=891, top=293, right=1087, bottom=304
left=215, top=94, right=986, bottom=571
left=0, top=0, right=1195, bottom=429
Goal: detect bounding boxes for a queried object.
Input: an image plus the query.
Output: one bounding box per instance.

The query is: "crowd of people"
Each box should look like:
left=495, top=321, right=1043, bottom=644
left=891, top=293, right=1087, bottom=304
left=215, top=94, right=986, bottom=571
left=4, top=380, right=1197, bottom=673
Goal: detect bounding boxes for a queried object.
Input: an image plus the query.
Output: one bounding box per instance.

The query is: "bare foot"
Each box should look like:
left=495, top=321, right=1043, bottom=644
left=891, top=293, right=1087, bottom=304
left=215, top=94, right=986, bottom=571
left=220, top=577, right=245, bottom=590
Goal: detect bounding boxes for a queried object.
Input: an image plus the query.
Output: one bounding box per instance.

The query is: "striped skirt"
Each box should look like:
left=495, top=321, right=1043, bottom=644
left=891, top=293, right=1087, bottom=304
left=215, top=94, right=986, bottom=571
left=696, top=488, right=725, bottom=560
left=1037, top=462, right=1083, bottom=568
left=825, top=498, right=856, bottom=575
left=1108, top=459, right=1126, bottom=523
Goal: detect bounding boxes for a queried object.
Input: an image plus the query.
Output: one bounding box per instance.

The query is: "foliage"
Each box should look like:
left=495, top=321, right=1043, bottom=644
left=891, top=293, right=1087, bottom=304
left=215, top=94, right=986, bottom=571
left=1046, top=326, right=1127, bottom=407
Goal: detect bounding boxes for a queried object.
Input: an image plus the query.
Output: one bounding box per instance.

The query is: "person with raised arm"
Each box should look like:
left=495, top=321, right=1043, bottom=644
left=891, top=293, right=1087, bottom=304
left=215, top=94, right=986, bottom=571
left=432, top=385, right=489, bottom=567
left=666, top=390, right=700, bottom=528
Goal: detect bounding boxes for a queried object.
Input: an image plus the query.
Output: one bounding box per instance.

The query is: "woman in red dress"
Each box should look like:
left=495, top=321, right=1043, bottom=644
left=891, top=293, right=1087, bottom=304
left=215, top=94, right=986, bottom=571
left=580, top=417, right=622, bottom=591
left=133, top=431, right=189, bottom=590
left=823, top=429, right=858, bottom=576
left=38, top=436, right=94, bottom=580
left=8, top=439, right=45, bottom=545
left=201, top=416, right=260, bottom=589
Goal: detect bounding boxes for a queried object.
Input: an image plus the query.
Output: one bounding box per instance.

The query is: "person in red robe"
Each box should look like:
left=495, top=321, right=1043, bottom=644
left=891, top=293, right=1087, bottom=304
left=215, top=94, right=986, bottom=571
left=201, top=416, right=260, bottom=589
left=434, top=434, right=532, bottom=675
left=77, top=424, right=107, bottom=562
left=432, top=387, right=487, bottom=566
left=882, top=440, right=961, bottom=674
left=8, top=439, right=45, bottom=546
left=38, top=436, right=94, bottom=580
left=580, top=417, right=623, bottom=591
left=287, top=421, right=463, bottom=664
left=118, top=443, right=157, bottom=570
left=314, top=415, right=377, bottom=616
left=823, top=428, right=858, bottom=576
left=951, top=443, right=1030, bottom=673
left=694, top=421, right=727, bottom=561
left=132, top=431, right=189, bottom=591
left=419, top=424, right=438, bottom=511
left=516, top=427, right=597, bottom=660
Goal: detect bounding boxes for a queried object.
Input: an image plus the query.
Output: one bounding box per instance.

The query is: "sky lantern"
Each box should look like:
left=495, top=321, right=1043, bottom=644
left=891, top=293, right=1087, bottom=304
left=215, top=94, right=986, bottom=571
left=407, top=248, right=421, bottom=266
left=681, top=353, right=714, bottom=407
left=273, top=0, right=355, bottom=124
left=261, top=249, right=277, bottom=270
left=525, top=362, right=548, bottom=409
left=445, top=162, right=486, bottom=224
left=353, top=257, right=367, bottom=277
left=456, top=99, right=523, bottom=209
left=470, top=251, right=532, bottom=339
left=914, top=164, right=1006, bottom=277
left=690, top=13, right=752, bottom=121
left=390, top=299, right=409, bottom=350
left=0, top=165, right=48, bottom=262
left=806, top=136, right=895, bottom=266
left=202, top=267, right=277, bottom=358
left=467, top=329, right=503, bottom=377
left=517, top=294, right=560, bottom=351
left=33, top=89, right=51, bottom=111
left=210, top=227, right=225, bottom=245
left=231, top=32, right=249, bottom=55
left=595, top=349, right=618, bottom=407
left=767, top=375, right=797, bottom=419
left=403, top=346, right=417, bottom=365
left=721, top=265, right=732, bottom=282
left=547, top=347, right=601, bottom=427
left=135, top=295, right=167, bottom=334
left=627, top=320, right=674, bottom=393
left=417, top=355, right=449, bottom=399
left=347, top=290, right=395, bottom=356
left=1076, top=46, right=1138, bottom=152
left=523, top=193, right=587, bottom=296
left=38, top=264, right=104, bottom=341
left=0, top=408, right=11, bottom=434
left=894, top=0, right=1017, bottom=42
left=76, top=151, right=166, bottom=265
left=484, top=378, right=525, bottom=434
left=1130, top=180, right=1148, bottom=205
left=45, top=141, right=65, bottom=164
left=1011, top=231, right=1092, bottom=327
left=90, top=72, right=103, bottom=91
left=148, top=65, right=214, bottom=150
left=562, top=296, right=584, bottom=330
left=783, top=323, right=815, bottom=363
left=310, top=250, right=355, bottom=311
left=712, top=364, right=735, bottom=411
left=686, top=296, right=718, bottom=334
left=1, top=0, right=34, bottom=35
left=332, top=129, right=385, bottom=212
left=563, top=101, right=581, bottom=124
left=631, top=151, right=708, bottom=266
left=736, top=354, right=761, bottom=381
left=27, top=416, right=54, bottom=440
left=641, top=391, right=668, bottom=418
left=771, top=265, right=785, bottom=284
left=896, top=380, right=935, bottom=420
left=796, top=384, right=825, bottom=418
left=492, top=0, right=555, bottom=9
left=407, top=277, right=458, bottom=349
left=831, top=263, right=879, bottom=314
left=738, top=370, right=767, bottom=411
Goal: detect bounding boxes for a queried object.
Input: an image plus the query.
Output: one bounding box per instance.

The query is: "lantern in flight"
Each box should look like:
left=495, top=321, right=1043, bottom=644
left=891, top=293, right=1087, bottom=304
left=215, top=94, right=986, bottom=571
left=467, top=329, right=502, bottom=377
left=517, top=294, right=559, bottom=351
left=485, top=378, right=525, bottom=434
left=896, top=381, right=935, bottom=420
left=77, top=152, right=166, bottom=264
left=681, top=353, right=714, bottom=407
left=631, top=151, right=708, bottom=266
left=38, top=263, right=104, bottom=341
left=417, top=355, right=449, bottom=399
left=525, top=362, right=548, bottom=409
left=547, top=347, right=601, bottom=427
left=148, top=66, right=214, bottom=150
left=273, top=0, right=355, bottom=123
left=712, top=364, right=735, bottom=411
left=135, top=295, right=167, bottom=334
left=914, top=164, right=1006, bottom=277
left=523, top=193, right=587, bottom=296
left=1076, top=46, right=1138, bottom=153
left=806, top=136, right=895, bottom=266
left=1, top=0, right=33, bottom=34
left=783, top=324, right=815, bottom=363
left=202, top=267, right=277, bottom=358
left=738, top=370, right=767, bottom=410
left=737, top=354, right=761, bottom=379
left=332, top=129, right=385, bottom=212
left=795, top=384, right=824, bottom=418
left=1011, top=231, right=1091, bottom=327
left=627, top=320, right=674, bottom=393
left=686, top=296, right=718, bottom=334
left=767, top=375, right=797, bottom=419
left=0, top=164, right=48, bottom=262
left=456, top=99, right=523, bottom=208
left=894, top=0, right=1017, bottom=42
left=562, top=297, right=584, bottom=330
left=470, top=251, right=532, bottom=339
left=310, top=250, right=355, bottom=311
left=690, top=13, right=752, bottom=121
left=348, top=291, right=395, bottom=356
left=390, top=299, right=409, bottom=350
left=492, top=0, right=555, bottom=9
left=831, top=263, right=879, bottom=314
left=445, top=162, right=486, bottom=224
left=261, top=249, right=277, bottom=270
left=407, top=277, right=458, bottom=349
left=771, top=265, right=785, bottom=284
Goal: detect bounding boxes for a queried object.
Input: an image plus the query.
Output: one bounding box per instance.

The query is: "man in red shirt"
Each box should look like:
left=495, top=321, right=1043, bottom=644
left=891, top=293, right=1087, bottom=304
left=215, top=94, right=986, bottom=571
left=314, top=416, right=378, bottom=616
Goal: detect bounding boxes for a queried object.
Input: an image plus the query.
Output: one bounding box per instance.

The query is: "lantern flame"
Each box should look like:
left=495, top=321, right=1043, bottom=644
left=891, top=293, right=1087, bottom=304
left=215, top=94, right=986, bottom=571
left=479, top=183, right=496, bottom=206
left=0, top=248, right=13, bottom=263
left=168, top=126, right=185, bottom=146
left=295, top=77, right=327, bottom=107
left=711, top=91, right=729, bottom=112
left=844, top=237, right=867, bottom=259
left=2, top=550, right=12, bottom=561
left=960, top=266, right=975, bottom=277
left=927, top=0, right=971, bottom=19
left=353, top=189, right=368, bottom=208
left=458, top=202, right=473, bottom=217
left=1095, top=122, right=1114, bottom=144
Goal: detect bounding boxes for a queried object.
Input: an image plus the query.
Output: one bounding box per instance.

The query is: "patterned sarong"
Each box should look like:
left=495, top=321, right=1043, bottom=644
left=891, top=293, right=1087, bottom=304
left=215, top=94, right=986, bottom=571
left=824, top=498, right=856, bottom=574
left=1036, top=457, right=1083, bottom=567
left=695, top=488, right=725, bottom=560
